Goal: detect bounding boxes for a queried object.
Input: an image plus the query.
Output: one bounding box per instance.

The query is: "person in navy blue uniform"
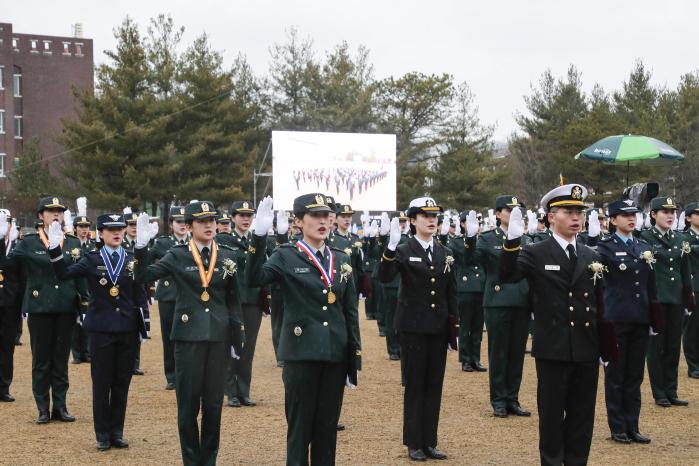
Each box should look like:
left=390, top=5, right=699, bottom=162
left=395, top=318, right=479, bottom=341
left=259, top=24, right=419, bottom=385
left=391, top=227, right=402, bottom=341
left=597, top=200, right=662, bottom=445
left=48, top=214, right=147, bottom=451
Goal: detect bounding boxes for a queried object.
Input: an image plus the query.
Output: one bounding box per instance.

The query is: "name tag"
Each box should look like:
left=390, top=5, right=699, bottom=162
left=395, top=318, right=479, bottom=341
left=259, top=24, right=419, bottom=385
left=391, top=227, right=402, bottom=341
left=545, top=265, right=560, bottom=271
left=294, top=267, right=310, bottom=274
left=615, top=252, right=627, bottom=256
left=494, top=246, right=502, bottom=250
left=185, top=266, right=198, bottom=271
left=409, top=257, right=422, bottom=262
left=34, top=250, right=47, bottom=255
left=97, top=265, right=107, bottom=270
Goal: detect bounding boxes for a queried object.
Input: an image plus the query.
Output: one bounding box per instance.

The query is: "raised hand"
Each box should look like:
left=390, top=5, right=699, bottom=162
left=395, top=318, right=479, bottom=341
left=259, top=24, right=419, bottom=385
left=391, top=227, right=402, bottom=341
left=48, top=220, right=65, bottom=249
left=253, top=196, right=274, bottom=236
left=379, top=212, right=391, bottom=236
left=388, top=217, right=402, bottom=250
left=135, top=212, right=151, bottom=248
left=276, top=210, right=289, bottom=235
left=466, top=210, right=479, bottom=237
left=440, top=215, right=450, bottom=236
left=588, top=212, right=601, bottom=238
left=507, top=208, right=524, bottom=240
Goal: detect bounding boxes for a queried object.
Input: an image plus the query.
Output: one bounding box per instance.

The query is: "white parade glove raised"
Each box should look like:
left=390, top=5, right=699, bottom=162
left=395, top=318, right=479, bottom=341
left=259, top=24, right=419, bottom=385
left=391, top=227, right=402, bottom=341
left=635, top=213, right=643, bottom=231
left=0, top=212, right=7, bottom=239
left=253, top=196, right=274, bottom=236
left=369, top=220, right=379, bottom=238
left=466, top=210, right=479, bottom=237
left=527, top=211, right=538, bottom=235
left=588, top=213, right=601, bottom=238
left=387, top=217, right=402, bottom=250
left=276, top=210, right=289, bottom=235
left=440, top=216, right=450, bottom=236
left=643, top=213, right=651, bottom=229
left=9, top=220, right=18, bottom=242
left=379, top=212, right=391, bottom=235
left=507, top=208, right=524, bottom=240
left=487, top=209, right=496, bottom=230
left=677, top=212, right=686, bottom=231
left=452, top=214, right=462, bottom=236
left=63, top=210, right=74, bottom=234
left=135, top=212, right=151, bottom=248
left=48, top=220, right=64, bottom=249
left=148, top=221, right=159, bottom=240
left=671, top=214, right=678, bottom=231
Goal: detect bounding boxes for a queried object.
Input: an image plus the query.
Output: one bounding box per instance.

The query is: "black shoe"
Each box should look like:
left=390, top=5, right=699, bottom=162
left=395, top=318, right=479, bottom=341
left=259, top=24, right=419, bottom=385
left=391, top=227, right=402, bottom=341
left=52, top=407, right=76, bottom=422
left=507, top=404, right=531, bottom=417
left=689, top=371, right=699, bottom=379
left=133, top=369, right=145, bottom=376
left=36, top=410, right=50, bottom=424
left=111, top=438, right=129, bottom=448
left=408, top=448, right=427, bottom=461
left=336, top=423, right=346, bottom=431
left=472, top=361, right=487, bottom=372
left=81, top=356, right=91, bottom=363
left=629, top=431, right=651, bottom=444
left=461, top=362, right=474, bottom=372
left=240, top=397, right=257, bottom=407
left=276, top=361, right=285, bottom=368
left=165, top=382, right=176, bottom=390
left=71, top=359, right=82, bottom=364
left=0, top=393, right=15, bottom=402
left=425, top=446, right=448, bottom=460
left=227, top=397, right=241, bottom=407
left=96, top=440, right=111, bottom=451
left=389, top=354, right=400, bottom=361
left=493, top=407, right=508, bottom=418
left=378, top=330, right=386, bottom=337
left=611, top=433, right=632, bottom=444
left=655, top=398, right=671, bottom=407
left=669, top=397, right=689, bottom=406
left=14, top=339, right=22, bottom=346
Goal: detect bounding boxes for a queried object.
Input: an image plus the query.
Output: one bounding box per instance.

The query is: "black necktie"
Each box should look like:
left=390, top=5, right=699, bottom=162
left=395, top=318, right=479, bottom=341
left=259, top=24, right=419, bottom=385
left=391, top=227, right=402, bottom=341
left=201, top=247, right=210, bottom=267
left=566, top=244, right=577, bottom=265
left=426, top=245, right=432, bottom=263
left=316, top=250, right=326, bottom=268
left=111, top=251, right=119, bottom=267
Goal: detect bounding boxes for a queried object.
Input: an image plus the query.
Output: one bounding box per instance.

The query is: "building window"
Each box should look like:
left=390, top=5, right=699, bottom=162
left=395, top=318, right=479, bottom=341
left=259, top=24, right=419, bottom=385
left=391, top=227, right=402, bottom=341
left=13, top=74, right=21, bottom=98
left=0, top=154, right=5, bottom=178
left=43, top=40, right=52, bottom=53
left=0, top=110, right=4, bottom=133
left=62, top=42, right=71, bottom=55
left=30, top=39, right=38, bottom=51
left=14, top=116, right=22, bottom=139
left=75, top=42, right=83, bottom=56
left=12, top=38, right=19, bottom=49
left=0, top=66, right=4, bottom=89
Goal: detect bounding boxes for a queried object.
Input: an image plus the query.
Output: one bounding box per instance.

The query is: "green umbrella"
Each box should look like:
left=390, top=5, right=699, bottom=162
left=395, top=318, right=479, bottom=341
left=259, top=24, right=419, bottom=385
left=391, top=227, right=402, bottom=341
left=575, top=134, right=684, bottom=185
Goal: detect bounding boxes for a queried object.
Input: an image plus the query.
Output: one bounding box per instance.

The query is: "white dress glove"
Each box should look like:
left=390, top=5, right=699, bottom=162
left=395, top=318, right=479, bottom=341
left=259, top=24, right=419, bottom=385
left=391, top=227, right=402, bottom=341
left=276, top=210, right=289, bottom=235
left=677, top=212, right=686, bottom=231
left=135, top=212, right=151, bottom=248
left=466, top=210, right=479, bottom=237
left=643, top=214, right=651, bottom=229
left=9, top=220, right=18, bottom=242
left=635, top=213, right=643, bottom=231
left=527, top=211, right=538, bottom=235
left=0, top=212, right=8, bottom=239
left=48, top=220, right=64, bottom=249
left=369, top=220, right=378, bottom=238
left=387, top=217, right=402, bottom=250
left=507, top=208, right=524, bottom=240
left=379, top=212, right=391, bottom=236
left=148, top=221, right=159, bottom=240
left=253, top=196, right=274, bottom=236
left=63, top=210, right=74, bottom=234
left=588, top=213, right=601, bottom=238
left=440, top=216, right=450, bottom=236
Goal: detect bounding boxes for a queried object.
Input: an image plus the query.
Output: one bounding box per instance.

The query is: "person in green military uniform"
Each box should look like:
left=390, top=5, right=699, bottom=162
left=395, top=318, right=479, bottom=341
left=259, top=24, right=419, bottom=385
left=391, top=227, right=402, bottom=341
left=247, top=194, right=361, bottom=466
left=225, top=200, right=265, bottom=408
left=268, top=212, right=291, bottom=364
left=465, top=195, right=531, bottom=418
left=454, top=211, right=486, bottom=372
left=361, top=215, right=381, bottom=321
left=641, top=196, right=694, bottom=407
left=2, top=196, right=86, bottom=423
left=122, top=209, right=148, bottom=376
left=216, top=212, right=232, bottom=234
left=149, top=205, right=189, bottom=390
left=70, top=200, right=94, bottom=364
left=681, top=202, right=699, bottom=379
left=133, top=202, right=244, bottom=466
left=330, top=204, right=364, bottom=291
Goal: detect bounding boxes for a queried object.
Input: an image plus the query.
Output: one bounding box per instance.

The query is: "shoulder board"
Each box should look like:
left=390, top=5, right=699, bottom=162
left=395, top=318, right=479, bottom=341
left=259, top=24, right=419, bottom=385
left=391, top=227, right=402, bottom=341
left=330, top=246, right=349, bottom=255
left=480, top=230, right=496, bottom=238
left=599, top=236, right=613, bottom=242
left=217, top=244, right=236, bottom=252
left=172, top=243, right=189, bottom=249
left=156, top=234, right=171, bottom=239
left=24, top=232, right=38, bottom=237
left=636, top=237, right=650, bottom=246
left=278, top=243, right=295, bottom=249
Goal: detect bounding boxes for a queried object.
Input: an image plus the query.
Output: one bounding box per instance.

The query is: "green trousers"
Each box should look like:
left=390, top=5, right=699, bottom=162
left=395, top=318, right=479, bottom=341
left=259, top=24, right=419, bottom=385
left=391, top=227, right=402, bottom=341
left=70, top=321, right=89, bottom=361
left=484, top=307, right=529, bottom=409
left=27, top=313, right=75, bottom=412
left=226, top=304, right=262, bottom=400
left=271, top=291, right=284, bottom=360
left=683, top=307, right=699, bottom=375
left=158, top=301, right=176, bottom=385
left=373, top=279, right=386, bottom=333
left=458, top=293, right=484, bottom=364
left=174, top=340, right=227, bottom=466
left=647, top=303, right=683, bottom=400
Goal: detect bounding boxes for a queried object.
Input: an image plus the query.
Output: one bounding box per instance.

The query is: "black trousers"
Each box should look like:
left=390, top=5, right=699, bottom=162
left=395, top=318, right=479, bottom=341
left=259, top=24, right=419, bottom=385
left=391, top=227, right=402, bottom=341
left=383, top=288, right=401, bottom=357
left=71, top=321, right=89, bottom=361
left=89, top=331, right=138, bottom=442
left=174, top=340, right=227, bottom=466
left=226, top=304, right=262, bottom=400
left=0, top=305, right=21, bottom=395
left=647, top=303, right=683, bottom=400
left=536, top=358, right=598, bottom=466
left=158, top=300, right=176, bottom=385
left=458, top=293, right=484, bottom=364
left=282, top=361, right=346, bottom=466
left=27, top=313, right=75, bottom=411
left=400, top=332, right=448, bottom=450
left=604, top=323, right=649, bottom=435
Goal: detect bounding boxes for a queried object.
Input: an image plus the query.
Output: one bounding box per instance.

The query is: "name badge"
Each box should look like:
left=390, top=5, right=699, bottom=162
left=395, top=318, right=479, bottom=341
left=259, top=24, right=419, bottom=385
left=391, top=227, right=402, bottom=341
left=615, top=252, right=627, bottom=256
left=545, top=265, right=561, bottom=271
left=494, top=246, right=502, bottom=250
left=409, top=257, right=422, bottom=262
left=185, top=266, right=198, bottom=271
left=97, top=265, right=108, bottom=270
left=294, top=267, right=310, bottom=274
left=34, top=250, right=47, bottom=255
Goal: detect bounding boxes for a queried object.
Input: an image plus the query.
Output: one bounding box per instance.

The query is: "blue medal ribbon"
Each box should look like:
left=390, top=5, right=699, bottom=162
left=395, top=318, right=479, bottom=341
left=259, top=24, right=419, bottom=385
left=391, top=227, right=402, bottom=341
left=100, top=246, right=126, bottom=287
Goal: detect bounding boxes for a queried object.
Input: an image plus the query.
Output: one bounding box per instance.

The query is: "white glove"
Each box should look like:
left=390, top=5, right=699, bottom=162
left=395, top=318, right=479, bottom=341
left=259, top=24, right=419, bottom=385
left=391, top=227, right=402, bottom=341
left=48, top=220, right=64, bottom=249
left=635, top=213, right=643, bottom=231
left=599, top=357, right=609, bottom=367
left=0, top=212, right=7, bottom=239
left=452, top=214, right=462, bottom=236
left=644, top=214, right=651, bottom=229
left=352, top=224, right=359, bottom=236
left=253, top=196, right=274, bottom=236
left=487, top=209, right=496, bottom=230
left=507, top=208, right=524, bottom=240
left=685, top=308, right=692, bottom=316
left=387, top=217, right=402, bottom=250
left=63, top=210, right=74, bottom=234
left=677, top=212, right=686, bottom=231
left=135, top=212, right=151, bottom=248
left=527, top=211, right=538, bottom=235
left=276, top=210, right=288, bottom=235
left=369, top=220, right=378, bottom=238
left=379, top=212, right=391, bottom=235
left=649, top=327, right=659, bottom=336
left=360, top=211, right=369, bottom=226
left=8, top=220, right=18, bottom=242
left=588, top=213, right=601, bottom=238
left=466, top=210, right=479, bottom=237
left=148, top=221, right=159, bottom=240
left=671, top=214, right=678, bottom=231
left=440, top=216, right=450, bottom=236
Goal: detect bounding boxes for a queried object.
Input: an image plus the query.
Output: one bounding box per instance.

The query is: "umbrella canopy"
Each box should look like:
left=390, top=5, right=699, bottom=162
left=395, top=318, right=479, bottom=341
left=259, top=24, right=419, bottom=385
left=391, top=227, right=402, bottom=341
left=575, top=134, right=684, bottom=163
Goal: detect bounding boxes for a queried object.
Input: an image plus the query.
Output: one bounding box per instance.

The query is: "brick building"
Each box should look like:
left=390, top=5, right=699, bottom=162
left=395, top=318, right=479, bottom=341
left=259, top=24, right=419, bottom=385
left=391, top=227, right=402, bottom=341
left=0, top=22, right=93, bottom=181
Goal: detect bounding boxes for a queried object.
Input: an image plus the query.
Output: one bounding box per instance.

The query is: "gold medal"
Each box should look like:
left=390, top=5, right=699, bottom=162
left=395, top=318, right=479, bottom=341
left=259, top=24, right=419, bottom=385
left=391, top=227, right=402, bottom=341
left=201, top=290, right=210, bottom=302
left=0, top=273, right=4, bottom=282
left=109, top=286, right=119, bottom=297
left=327, top=291, right=336, bottom=304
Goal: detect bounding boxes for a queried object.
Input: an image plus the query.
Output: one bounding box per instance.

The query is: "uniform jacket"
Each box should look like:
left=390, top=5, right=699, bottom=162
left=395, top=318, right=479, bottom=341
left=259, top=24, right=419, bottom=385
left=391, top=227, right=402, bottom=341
left=447, top=235, right=485, bottom=295
left=639, top=227, right=693, bottom=307
left=150, top=234, right=187, bottom=302
left=216, top=230, right=262, bottom=306
left=680, top=228, right=699, bottom=292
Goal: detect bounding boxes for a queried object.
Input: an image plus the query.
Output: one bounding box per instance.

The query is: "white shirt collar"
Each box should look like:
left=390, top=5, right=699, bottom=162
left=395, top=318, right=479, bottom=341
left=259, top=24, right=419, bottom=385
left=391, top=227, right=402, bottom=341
left=552, top=232, right=576, bottom=255
left=194, top=240, right=213, bottom=252
left=414, top=236, right=434, bottom=251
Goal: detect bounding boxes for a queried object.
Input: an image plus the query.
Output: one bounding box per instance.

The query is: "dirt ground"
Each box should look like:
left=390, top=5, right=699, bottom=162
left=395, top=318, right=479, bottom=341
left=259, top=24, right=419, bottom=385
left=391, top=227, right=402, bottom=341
left=2, top=303, right=699, bottom=465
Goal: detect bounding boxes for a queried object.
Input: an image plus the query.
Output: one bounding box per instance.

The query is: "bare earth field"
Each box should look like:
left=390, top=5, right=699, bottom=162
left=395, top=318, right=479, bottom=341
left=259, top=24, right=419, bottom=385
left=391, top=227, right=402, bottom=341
left=2, top=302, right=698, bottom=465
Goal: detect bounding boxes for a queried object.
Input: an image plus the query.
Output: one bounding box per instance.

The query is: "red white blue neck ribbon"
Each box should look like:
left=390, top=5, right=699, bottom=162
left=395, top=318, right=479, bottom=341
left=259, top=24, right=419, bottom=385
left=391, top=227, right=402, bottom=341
left=100, top=246, right=126, bottom=287
left=297, top=240, right=334, bottom=288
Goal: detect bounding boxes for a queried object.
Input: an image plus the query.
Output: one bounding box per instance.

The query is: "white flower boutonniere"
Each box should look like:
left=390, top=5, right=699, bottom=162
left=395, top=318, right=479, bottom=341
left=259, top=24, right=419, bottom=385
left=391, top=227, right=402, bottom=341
left=444, top=255, right=455, bottom=273
left=70, top=248, right=81, bottom=262
left=640, top=250, right=656, bottom=269
left=353, top=241, right=363, bottom=249
left=340, top=263, right=353, bottom=282
left=589, top=261, right=608, bottom=285
left=222, top=258, right=237, bottom=279
left=681, top=241, right=691, bottom=257
left=344, top=247, right=352, bottom=256
left=126, top=260, right=135, bottom=274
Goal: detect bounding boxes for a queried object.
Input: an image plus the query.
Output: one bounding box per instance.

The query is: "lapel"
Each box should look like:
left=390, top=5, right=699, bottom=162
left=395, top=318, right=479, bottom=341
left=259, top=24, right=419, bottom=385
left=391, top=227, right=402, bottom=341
left=408, top=237, right=431, bottom=265
left=432, top=240, right=445, bottom=269
left=545, top=236, right=574, bottom=279
left=652, top=226, right=671, bottom=247
left=570, top=239, right=588, bottom=285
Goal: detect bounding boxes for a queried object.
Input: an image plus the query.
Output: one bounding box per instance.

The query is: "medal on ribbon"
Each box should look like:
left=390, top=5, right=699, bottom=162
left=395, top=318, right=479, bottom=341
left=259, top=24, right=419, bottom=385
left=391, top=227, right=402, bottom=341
left=189, top=239, right=218, bottom=302
left=297, top=240, right=336, bottom=303
left=99, top=247, right=126, bottom=297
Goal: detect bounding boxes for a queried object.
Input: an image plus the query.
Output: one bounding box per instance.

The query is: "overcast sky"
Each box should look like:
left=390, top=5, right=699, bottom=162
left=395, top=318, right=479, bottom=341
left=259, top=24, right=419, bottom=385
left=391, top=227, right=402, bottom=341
left=5, top=0, right=697, bottom=140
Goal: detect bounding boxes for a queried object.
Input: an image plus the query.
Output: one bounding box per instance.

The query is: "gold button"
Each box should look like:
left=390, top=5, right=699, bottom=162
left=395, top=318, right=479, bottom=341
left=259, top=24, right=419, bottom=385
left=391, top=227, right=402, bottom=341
left=584, top=292, right=588, bottom=297
left=462, top=277, right=467, bottom=281
left=55, top=285, right=59, bottom=289
left=322, top=289, right=328, bottom=294
left=571, top=321, right=575, bottom=327
left=322, top=306, right=327, bottom=310
left=569, top=306, right=574, bottom=311
left=430, top=266, right=435, bottom=270
left=164, top=280, right=170, bottom=286
left=568, top=292, right=573, bottom=297
left=475, top=274, right=480, bottom=277
left=431, top=304, right=436, bottom=308
left=671, top=277, right=675, bottom=281
left=586, top=307, right=590, bottom=311
left=585, top=322, right=590, bottom=327
left=670, top=258, right=673, bottom=262
left=205, top=308, right=209, bottom=312
left=431, top=278, right=436, bottom=283
left=670, top=267, right=674, bottom=271
left=494, top=285, right=501, bottom=292
left=323, top=322, right=328, bottom=326
left=431, top=291, right=436, bottom=295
